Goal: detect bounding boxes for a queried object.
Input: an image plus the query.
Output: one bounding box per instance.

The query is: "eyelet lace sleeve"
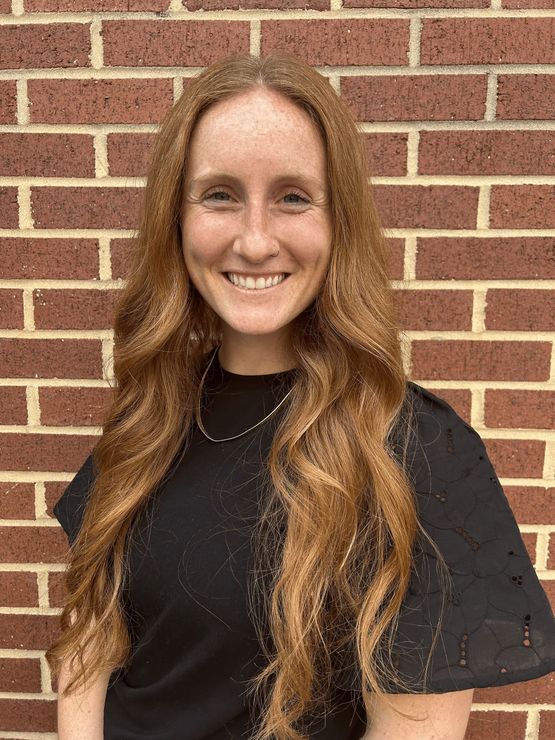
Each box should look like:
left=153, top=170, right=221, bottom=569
left=379, top=382, right=555, bottom=693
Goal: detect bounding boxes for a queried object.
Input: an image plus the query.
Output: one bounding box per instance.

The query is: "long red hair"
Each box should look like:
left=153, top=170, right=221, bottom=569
left=47, top=52, right=451, bottom=739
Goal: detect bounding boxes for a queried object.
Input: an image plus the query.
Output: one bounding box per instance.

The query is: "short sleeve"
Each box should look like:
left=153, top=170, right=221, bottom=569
left=382, top=382, right=555, bottom=693
left=52, top=452, right=97, bottom=547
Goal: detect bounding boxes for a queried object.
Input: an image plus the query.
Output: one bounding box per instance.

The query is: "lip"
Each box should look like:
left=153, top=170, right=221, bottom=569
left=221, top=271, right=290, bottom=278
left=221, top=272, right=289, bottom=292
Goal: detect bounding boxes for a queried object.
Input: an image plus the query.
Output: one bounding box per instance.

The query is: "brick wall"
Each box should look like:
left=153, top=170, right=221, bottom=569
left=0, top=0, right=553, bottom=737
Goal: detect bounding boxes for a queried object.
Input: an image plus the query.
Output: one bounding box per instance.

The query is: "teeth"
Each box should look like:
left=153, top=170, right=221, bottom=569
left=226, top=273, right=287, bottom=290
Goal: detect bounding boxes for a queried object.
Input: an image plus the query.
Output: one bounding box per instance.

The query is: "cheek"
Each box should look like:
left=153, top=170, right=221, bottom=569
left=303, top=234, right=332, bottom=272
left=303, top=217, right=332, bottom=253
left=181, top=225, right=220, bottom=270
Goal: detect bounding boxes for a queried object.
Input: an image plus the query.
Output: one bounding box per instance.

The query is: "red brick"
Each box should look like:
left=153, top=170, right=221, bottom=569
left=346, top=0, right=487, bottom=6
left=497, top=75, right=555, bottom=120
left=0, top=697, right=55, bottom=733
left=522, top=532, right=537, bottom=563
left=373, top=185, right=478, bottom=229
left=386, top=238, right=404, bottom=281
left=543, top=580, right=555, bottom=611
left=184, top=0, right=326, bottom=7
left=0, top=289, right=23, bottom=330
left=421, top=19, right=555, bottom=65
left=33, top=288, right=120, bottom=330
left=411, top=340, right=551, bottom=383
left=0, top=339, right=102, bottom=379
left=0, top=525, right=72, bottom=562
left=0, top=0, right=10, bottom=11
left=484, top=438, right=545, bottom=479
left=419, top=131, right=555, bottom=176
left=103, top=19, right=249, bottom=67
left=0, top=658, right=41, bottom=693
left=110, top=238, right=136, bottom=279
left=0, top=614, right=59, bottom=650
left=548, top=534, right=555, bottom=569
left=505, top=487, right=554, bottom=525
left=0, top=572, right=38, bottom=608
left=0, top=188, right=18, bottom=228
left=48, top=570, right=67, bottom=609
left=0, top=133, right=95, bottom=178
left=394, top=289, right=473, bottom=331
left=485, top=389, right=555, bottom=431
left=423, top=388, right=472, bottom=423
left=475, top=672, right=555, bottom=705
left=539, top=710, right=555, bottom=740
left=464, top=710, right=527, bottom=740
left=261, top=19, right=409, bottom=66
left=0, top=238, right=99, bottom=280
left=107, top=132, right=156, bottom=177
left=342, top=75, right=486, bottom=122
left=0, top=388, right=27, bottom=426
left=0, top=81, right=16, bottom=124
left=0, top=24, right=91, bottom=70
left=416, top=237, right=555, bottom=281
left=364, top=133, right=408, bottom=177
left=0, top=434, right=97, bottom=473
left=31, top=186, right=143, bottom=229
left=504, top=1, right=555, bottom=7
left=44, top=481, right=68, bottom=520
left=485, top=289, right=555, bottom=332
left=27, top=0, right=170, bottom=8
left=0, top=483, right=35, bottom=519
left=490, top=186, right=555, bottom=229
left=543, top=586, right=555, bottom=636
left=44, top=476, right=82, bottom=520
left=28, top=78, right=173, bottom=124
left=40, top=386, right=114, bottom=426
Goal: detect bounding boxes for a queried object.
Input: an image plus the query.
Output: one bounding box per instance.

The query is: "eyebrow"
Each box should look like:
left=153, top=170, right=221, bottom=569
left=188, top=171, right=326, bottom=192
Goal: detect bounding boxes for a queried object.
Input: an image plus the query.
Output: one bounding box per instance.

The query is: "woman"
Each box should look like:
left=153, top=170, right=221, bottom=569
left=48, top=52, right=555, bottom=740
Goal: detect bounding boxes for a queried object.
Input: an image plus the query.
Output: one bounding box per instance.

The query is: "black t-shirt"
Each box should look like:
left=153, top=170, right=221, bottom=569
left=53, top=351, right=555, bottom=739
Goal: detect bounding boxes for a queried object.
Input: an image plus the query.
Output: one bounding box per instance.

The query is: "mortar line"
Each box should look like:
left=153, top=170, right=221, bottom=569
left=408, top=15, right=421, bottom=68
left=90, top=17, right=103, bottom=69
left=2, top=65, right=555, bottom=80
left=2, top=8, right=555, bottom=22
left=15, top=78, right=28, bottom=125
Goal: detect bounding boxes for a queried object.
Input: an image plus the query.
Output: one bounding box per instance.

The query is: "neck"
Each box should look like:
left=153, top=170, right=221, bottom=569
left=217, top=331, right=296, bottom=375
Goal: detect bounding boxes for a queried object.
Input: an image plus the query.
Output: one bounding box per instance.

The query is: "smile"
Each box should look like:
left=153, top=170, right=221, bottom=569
left=223, top=272, right=289, bottom=291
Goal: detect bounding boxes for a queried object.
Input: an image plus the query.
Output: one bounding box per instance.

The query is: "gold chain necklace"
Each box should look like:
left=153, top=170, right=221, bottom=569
left=195, top=345, right=295, bottom=443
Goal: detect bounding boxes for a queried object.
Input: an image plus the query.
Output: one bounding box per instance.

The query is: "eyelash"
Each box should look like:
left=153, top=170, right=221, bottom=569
left=203, top=188, right=309, bottom=205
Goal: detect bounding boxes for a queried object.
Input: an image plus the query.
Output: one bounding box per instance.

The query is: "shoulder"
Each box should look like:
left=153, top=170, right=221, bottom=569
left=399, top=380, right=531, bottom=578
left=53, top=452, right=97, bottom=546
left=405, top=379, right=476, bottom=444
left=400, top=380, right=490, bottom=498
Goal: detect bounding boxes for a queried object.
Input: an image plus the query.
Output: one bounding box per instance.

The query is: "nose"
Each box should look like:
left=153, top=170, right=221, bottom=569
left=231, top=200, right=279, bottom=262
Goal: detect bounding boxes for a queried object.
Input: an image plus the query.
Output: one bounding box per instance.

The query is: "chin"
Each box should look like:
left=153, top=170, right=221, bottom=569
left=226, top=325, right=289, bottom=337
left=221, top=314, right=292, bottom=334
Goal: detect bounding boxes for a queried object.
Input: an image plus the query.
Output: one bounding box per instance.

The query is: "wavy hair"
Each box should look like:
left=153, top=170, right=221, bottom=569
left=46, top=52, right=452, bottom=739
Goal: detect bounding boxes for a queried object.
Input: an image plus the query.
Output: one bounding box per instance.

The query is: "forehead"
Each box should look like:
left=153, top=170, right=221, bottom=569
left=187, top=88, right=327, bottom=178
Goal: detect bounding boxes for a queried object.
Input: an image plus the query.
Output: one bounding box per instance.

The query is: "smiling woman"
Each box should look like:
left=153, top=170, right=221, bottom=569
left=47, top=52, right=555, bottom=740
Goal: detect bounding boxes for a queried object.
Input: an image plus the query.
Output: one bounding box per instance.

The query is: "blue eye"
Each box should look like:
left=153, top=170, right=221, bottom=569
left=283, top=192, right=309, bottom=204
left=204, top=190, right=230, bottom=202
left=204, top=189, right=309, bottom=205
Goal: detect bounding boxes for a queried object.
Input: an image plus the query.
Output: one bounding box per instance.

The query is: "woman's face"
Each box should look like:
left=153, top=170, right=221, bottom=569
left=180, top=86, right=332, bottom=361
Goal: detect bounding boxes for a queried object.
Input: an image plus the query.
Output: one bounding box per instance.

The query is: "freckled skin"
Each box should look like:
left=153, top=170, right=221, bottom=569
left=180, top=86, right=332, bottom=375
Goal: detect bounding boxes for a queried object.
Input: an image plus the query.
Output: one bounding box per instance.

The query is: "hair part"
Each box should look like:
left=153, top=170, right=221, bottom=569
left=46, top=52, right=452, bottom=739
